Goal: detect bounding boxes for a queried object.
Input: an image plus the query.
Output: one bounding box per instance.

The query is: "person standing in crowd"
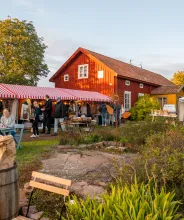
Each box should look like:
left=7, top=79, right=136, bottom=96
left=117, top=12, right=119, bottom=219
left=99, top=103, right=108, bottom=126
left=52, top=97, right=66, bottom=136
left=31, top=101, right=41, bottom=138
left=113, top=102, right=121, bottom=126
left=42, top=95, right=52, bottom=134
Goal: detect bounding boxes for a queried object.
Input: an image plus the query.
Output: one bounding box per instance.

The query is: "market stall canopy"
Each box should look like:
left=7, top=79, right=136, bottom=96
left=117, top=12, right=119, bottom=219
left=60, top=88, right=111, bottom=102
left=0, top=84, right=74, bottom=100
left=0, top=84, right=16, bottom=98
left=36, top=87, right=75, bottom=100
left=0, top=84, right=111, bottom=102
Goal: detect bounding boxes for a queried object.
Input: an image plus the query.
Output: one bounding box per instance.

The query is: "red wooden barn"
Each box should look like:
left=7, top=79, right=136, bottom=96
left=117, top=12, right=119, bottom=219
left=49, top=48, right=173, bottom=111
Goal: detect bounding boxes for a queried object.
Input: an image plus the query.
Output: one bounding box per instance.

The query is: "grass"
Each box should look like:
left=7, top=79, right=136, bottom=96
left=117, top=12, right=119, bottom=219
left=16, top=139, right=59, bottom=186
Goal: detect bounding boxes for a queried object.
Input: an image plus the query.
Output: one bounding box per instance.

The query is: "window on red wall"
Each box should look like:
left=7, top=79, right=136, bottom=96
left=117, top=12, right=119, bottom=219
left=124, top=91, right=131, bottom=111
left=64, top=74, right=69, bottom=81
left=78, top=64, right=88, bottom=79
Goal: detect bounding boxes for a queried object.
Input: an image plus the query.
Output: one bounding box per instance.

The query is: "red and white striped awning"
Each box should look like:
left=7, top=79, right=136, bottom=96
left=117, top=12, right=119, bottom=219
left=0, top=84, right=111, bottom=102
left=61, top=88, right=111, bottom=102
left=1, top=84, right=75, bottom=100
left=0, top=84, right=16, bottom=98
left=1, top=84, right=44, bottom=99
left=38, top=87, right=75, bottom=100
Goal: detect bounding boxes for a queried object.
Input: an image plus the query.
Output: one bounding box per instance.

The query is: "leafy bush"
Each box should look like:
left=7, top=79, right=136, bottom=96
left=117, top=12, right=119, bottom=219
left=59, top=128, right=116, bottom=146
left=143, top=129, right=184, bottom=201
left=130, top=95, right=161, bottom=120
left=118, top=119, right=166, bottom=151
left=62, top=181, right=182, bottom=220
left=116, top=128, right=184, bottom=204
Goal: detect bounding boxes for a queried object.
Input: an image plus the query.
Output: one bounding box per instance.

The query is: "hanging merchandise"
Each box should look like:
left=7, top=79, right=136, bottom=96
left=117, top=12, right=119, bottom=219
left=11, top=100, right=17, bottom=119
left=20, top=101, right=30, bottom=120
left=81, top=103, right=87, bottom=115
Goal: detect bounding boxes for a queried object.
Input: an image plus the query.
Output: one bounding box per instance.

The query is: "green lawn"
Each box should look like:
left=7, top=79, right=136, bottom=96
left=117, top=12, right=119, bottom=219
left=16, top=139, right=59, bottom=186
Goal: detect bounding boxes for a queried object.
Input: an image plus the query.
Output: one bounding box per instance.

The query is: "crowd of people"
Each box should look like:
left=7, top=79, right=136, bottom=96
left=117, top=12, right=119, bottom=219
left=0, top=94, right=124, bottom=138
left=99, top=102, right=122, bottom=126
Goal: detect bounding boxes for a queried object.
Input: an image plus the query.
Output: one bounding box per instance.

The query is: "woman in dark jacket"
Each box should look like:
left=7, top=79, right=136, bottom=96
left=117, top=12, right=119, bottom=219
left=31, top=101, right=41, bottom=137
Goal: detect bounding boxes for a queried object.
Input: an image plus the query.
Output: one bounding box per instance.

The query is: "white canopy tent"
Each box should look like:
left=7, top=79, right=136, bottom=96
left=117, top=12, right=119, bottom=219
left=178, top=97, right=184, bottom=121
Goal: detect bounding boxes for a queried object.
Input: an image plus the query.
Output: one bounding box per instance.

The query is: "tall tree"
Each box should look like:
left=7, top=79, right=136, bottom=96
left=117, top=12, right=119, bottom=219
left=171, top=71, right=184, bottom=85
left=0, top=17, right=49, bottom=85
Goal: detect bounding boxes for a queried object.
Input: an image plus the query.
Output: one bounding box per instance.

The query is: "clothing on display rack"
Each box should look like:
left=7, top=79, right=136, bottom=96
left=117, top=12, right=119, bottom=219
left=11, top=100, right=17, bottom=119
left=20, top=101, right=30, bottom=120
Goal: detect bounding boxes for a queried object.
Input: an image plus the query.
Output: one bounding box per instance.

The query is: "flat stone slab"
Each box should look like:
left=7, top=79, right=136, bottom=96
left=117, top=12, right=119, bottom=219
left=41, top=150, right=137, bottom=198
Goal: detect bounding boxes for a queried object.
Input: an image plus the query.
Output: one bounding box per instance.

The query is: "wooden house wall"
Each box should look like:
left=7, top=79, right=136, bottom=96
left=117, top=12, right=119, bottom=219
left=54, top=52, right=115, bottom=96
left=117, top=78, right=157, bottom=106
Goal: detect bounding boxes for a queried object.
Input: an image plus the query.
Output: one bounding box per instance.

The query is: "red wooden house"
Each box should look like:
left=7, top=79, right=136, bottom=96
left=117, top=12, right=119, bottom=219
left=50, top=48, right=173, bottom=111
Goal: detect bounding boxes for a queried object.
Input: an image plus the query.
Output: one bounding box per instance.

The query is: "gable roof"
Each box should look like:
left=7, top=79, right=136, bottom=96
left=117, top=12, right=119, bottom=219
left=50, top=47, right=173, bottom=86
left=151, top=85, right=184, bottom=95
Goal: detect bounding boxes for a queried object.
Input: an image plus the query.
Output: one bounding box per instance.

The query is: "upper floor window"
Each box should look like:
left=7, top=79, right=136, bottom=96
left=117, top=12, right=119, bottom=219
left=64, top=74, right=69, bottom=81
left=78, top=64, right=88, bottom=79
left=140, top=83, right=144, bottom=88
left=98, top=70, right=104, bottom=79
left=125, top=80, right=130, bottom=86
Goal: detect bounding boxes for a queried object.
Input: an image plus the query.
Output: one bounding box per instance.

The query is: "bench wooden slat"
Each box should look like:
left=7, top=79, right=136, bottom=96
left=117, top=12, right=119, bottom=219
left=32, top=171, right=71, bottom=186
left=13, top=216, right=31, bottom=220
left=29, top=181, right=69, bottom=196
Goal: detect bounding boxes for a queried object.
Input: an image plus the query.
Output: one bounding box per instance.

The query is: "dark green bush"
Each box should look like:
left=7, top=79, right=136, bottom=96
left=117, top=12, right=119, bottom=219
left=59, top=128, right=117, bottom=146
left=143, top=129, right=184, bottom=201
left=115, top=128, right=184, bottom=204
left=118, top=119, right=166, bottom=151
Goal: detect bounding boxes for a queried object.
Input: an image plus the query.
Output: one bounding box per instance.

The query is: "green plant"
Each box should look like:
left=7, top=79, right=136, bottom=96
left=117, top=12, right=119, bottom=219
left=130, top=95, right=160, bottom=120
left=118, top=120, right=166, bottom=151
left=62, top=180, right=182, bottom=220
left=143, top=129, right=184, bottom=201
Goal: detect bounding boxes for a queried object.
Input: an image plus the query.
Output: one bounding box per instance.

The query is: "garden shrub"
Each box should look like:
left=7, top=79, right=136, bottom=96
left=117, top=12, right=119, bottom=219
left=59, top=128, right=117, bottom=146
left=130, top=94, right=161, bottom=120
left=143, top=129, right=184, bottom=201
left=118, top=119, right=166, bottom=151
left=115, top=128, right=184, bottom=204
left=62, top=180, right=182, bottom=220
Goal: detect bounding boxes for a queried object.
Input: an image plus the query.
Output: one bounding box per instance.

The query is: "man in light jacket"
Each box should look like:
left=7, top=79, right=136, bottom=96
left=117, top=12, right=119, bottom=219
left=52, top=97, right=66, bottom=136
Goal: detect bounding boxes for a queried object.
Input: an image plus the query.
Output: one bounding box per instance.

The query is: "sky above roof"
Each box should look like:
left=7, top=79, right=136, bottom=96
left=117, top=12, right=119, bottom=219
left=1, top=0, right=184, bottom=87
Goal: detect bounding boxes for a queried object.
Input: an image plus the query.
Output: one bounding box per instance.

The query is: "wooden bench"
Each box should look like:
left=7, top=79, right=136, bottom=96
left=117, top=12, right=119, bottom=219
left=13, top=216, right=32, bottom=220
left=15, top=171, right=71, bottom=220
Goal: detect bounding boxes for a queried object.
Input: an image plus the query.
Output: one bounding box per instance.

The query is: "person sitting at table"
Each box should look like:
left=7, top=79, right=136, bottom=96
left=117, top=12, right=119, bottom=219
left=0, top=109, right=16, bottom=136
left=0, top=109, right=15, bottom=128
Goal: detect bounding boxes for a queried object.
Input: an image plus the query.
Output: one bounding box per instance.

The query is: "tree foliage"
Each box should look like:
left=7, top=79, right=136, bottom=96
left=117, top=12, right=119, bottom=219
left=171, top=71, right=184, bottom=85
left=130, top=94, right=161, bottom=120
left=0, top=17, right=49, bottom=85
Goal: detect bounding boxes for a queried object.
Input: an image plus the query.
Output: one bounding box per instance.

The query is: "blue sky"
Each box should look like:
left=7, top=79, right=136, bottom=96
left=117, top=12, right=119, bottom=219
left=1, top=0, right=184, bottom=86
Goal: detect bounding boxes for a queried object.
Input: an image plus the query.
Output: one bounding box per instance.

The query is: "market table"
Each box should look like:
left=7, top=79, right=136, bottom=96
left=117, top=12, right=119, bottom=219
left=0, top=127, right=15, bottom=136
left=150, top=114, right=177, bottom=125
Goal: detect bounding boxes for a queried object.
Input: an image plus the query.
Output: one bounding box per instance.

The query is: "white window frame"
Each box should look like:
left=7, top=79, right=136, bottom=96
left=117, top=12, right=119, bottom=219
left=98, top=70, right=104, bottom=79
left=140, top=83, right=144, bottom=88
left=78, top=64, right=89, bottom=79
left=124, top=91, right=131, bottom=111
left=158, top=97, right=167, bottom=108
left=138, top=93, right=144, bottom=97
left=64, top=74, right=69, bottom=81
left=125, top=80, right=130, bottom=86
